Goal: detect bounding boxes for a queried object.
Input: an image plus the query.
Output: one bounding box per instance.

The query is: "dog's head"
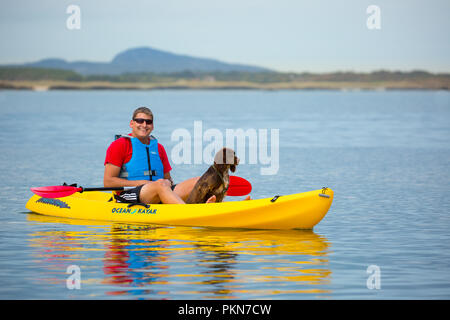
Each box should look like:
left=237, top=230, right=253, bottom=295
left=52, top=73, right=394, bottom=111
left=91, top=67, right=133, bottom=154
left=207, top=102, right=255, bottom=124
left=214, top=147, right=239, bottom=172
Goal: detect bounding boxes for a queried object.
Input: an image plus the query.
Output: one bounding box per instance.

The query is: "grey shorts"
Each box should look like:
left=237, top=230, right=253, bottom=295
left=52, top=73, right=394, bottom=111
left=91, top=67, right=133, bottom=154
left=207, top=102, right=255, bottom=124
left=114, top=184, right=177, bottom=203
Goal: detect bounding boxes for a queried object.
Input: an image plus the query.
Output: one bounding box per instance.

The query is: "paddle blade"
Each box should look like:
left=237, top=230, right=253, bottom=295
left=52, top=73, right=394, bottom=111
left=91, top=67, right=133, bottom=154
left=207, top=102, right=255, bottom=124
left=30, top=186, right=81, bottom=198
left=227, top=176, right=252, bottom=196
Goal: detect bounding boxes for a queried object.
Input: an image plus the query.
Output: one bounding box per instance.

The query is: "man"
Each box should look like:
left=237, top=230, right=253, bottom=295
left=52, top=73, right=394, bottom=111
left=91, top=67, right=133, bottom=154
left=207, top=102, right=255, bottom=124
left=104, top=107, right=216, bottom=204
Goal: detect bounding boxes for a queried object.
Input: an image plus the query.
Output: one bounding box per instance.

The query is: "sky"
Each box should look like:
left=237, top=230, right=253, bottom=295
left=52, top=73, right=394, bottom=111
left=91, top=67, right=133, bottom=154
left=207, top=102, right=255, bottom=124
left=0, top=0, right=449, bottom=73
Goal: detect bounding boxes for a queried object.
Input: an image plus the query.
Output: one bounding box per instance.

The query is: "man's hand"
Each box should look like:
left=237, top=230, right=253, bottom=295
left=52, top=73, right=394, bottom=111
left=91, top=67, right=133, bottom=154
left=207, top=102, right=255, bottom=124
left=164, top=172, right=174, bottom=186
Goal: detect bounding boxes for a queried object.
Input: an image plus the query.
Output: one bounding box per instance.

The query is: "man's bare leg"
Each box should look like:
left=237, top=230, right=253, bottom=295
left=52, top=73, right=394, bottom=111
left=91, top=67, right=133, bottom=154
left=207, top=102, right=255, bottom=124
left=173, top=177, right=200, bottom=202
left=139, top=180, right=185, bottom=204
left=174, top=177, right=216, bottom=203
left=172, top=177, right=247, bottom=203
left=139, top=179, right=215, bottom=204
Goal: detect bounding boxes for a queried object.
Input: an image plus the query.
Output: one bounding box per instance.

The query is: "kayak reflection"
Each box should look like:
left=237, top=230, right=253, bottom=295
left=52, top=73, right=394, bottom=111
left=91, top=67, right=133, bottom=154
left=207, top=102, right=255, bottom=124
left=102, top=226, right=169, bottom=297
left=27, top=213, right=332, bottom=299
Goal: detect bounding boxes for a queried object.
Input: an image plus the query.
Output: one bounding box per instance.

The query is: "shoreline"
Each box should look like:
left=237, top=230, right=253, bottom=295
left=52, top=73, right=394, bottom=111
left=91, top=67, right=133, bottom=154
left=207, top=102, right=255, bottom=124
left=1, top=79, right=449, bottom=91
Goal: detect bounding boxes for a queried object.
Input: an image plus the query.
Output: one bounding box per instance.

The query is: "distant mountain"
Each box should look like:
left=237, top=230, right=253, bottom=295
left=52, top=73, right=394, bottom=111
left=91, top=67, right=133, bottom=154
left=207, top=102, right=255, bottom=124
left=18, top=47, right=271, bottom=75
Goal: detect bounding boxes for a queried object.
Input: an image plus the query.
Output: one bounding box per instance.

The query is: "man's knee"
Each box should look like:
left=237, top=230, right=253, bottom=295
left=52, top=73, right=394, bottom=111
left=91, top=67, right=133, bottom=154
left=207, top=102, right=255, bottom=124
left=142, top=179, right=171, bottom=193
left=140, top=180, right=169, bottom=203
left=155, top=179, right=171, bottom=190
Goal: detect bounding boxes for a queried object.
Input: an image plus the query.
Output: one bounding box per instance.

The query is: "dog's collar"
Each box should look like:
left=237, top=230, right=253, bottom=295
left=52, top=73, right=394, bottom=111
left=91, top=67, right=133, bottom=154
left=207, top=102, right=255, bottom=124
left=212, top=164, right=229, bottom=191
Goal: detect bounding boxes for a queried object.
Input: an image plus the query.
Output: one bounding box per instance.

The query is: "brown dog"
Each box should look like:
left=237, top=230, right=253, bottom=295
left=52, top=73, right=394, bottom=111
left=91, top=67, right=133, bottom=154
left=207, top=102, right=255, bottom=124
left=186, top=148, right=239, bottom=204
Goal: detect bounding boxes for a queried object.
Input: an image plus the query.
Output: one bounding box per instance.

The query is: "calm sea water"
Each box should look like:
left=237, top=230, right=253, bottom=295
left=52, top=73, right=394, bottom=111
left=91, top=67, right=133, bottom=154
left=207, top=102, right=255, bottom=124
left=0, top=89, right=449, bottom=299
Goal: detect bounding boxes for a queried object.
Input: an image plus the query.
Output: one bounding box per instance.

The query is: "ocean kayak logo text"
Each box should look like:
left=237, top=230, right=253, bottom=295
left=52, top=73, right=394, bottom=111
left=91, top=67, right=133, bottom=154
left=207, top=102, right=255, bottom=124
left=112, top=207, right=157, bottom=214
left=170, top=121, right=279, bottom=175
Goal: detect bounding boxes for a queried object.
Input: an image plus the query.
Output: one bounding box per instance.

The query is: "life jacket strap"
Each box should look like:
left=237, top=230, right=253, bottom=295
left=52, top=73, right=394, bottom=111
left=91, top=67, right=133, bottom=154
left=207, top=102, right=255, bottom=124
left=119, top=170, right=158, bottom=178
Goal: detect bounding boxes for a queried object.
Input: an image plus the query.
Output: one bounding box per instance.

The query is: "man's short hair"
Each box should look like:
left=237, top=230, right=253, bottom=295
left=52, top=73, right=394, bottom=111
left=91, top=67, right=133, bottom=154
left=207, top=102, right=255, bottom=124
left=132, top=107, right=153, bottom=120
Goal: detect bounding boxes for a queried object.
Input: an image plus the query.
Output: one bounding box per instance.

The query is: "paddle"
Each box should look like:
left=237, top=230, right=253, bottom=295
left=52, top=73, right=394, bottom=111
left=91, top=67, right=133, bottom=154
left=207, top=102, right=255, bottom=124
left=227, top=176, right=252, bottom=196
left=29, top=185, right=130, bottom=198
left=31, top=176, right=252, bottom=199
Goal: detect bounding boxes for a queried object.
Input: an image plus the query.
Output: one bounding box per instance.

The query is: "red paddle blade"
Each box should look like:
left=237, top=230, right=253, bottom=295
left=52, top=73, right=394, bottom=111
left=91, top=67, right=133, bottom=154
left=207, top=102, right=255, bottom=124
left=226, top=176, right=252, bottom=196
left=30, top=186, right=82, bottom=198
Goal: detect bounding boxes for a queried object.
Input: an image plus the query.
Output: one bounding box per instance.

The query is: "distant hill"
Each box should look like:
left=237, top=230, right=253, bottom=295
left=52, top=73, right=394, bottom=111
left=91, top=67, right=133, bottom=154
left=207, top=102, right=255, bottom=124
left=16, top=47, right=271, bottom=75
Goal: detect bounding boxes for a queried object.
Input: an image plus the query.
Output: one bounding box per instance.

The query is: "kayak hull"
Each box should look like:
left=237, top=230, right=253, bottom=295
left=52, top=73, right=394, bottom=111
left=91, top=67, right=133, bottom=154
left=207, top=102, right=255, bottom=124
left=25, top=188, right=333, bottom=230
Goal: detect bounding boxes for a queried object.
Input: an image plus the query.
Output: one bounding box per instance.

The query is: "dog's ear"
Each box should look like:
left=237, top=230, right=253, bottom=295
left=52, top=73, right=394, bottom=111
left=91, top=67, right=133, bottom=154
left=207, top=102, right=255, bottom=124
left=230, top=155, right=239, bottom=172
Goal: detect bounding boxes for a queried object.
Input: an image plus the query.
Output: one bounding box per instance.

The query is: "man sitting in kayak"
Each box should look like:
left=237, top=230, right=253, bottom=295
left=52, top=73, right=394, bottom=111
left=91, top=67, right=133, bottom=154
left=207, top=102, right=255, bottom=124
left=103, top=107, right=216, bottom=204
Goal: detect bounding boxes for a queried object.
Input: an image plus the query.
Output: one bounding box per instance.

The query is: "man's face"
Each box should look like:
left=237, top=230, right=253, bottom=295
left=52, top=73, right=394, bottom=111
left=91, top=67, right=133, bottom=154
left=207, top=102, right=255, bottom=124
left=130, top=112, right=153, bottom=140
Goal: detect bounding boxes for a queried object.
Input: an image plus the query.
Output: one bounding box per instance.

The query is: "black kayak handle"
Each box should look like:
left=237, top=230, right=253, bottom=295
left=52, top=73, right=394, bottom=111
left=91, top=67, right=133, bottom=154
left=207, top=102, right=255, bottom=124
left=271, top=195, right=281, bottom=202
left=127, top=203, right=150, bottom=209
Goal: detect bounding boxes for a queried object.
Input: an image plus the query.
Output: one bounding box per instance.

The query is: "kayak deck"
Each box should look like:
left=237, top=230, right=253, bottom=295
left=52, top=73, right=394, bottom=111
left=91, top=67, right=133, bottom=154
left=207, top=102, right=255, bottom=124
left=25, top=188, right=334, bottom=230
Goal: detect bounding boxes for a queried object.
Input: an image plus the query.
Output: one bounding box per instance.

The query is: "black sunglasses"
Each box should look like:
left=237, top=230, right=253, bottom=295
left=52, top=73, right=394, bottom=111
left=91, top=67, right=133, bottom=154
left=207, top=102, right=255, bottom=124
left=133, top=118, right=153, bottom=125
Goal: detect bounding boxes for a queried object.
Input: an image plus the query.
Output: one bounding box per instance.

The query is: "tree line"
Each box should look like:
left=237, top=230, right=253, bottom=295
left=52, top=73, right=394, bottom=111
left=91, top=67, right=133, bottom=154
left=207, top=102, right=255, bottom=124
left=0, top=66, right=448, bottom=83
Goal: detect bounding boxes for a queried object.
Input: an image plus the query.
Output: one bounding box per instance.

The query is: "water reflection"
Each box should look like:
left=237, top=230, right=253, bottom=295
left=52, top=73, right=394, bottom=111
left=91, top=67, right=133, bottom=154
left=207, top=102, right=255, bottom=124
left=193, top=244, right=239, bottom=298
left=27, top=213, right=332, bottom=299
left=103, top=225, right=169, bottom=297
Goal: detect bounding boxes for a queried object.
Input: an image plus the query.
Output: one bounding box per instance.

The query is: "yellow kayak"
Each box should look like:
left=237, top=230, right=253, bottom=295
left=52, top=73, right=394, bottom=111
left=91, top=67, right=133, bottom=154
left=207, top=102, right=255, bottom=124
left=25, top=188, right=333, bottom=230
